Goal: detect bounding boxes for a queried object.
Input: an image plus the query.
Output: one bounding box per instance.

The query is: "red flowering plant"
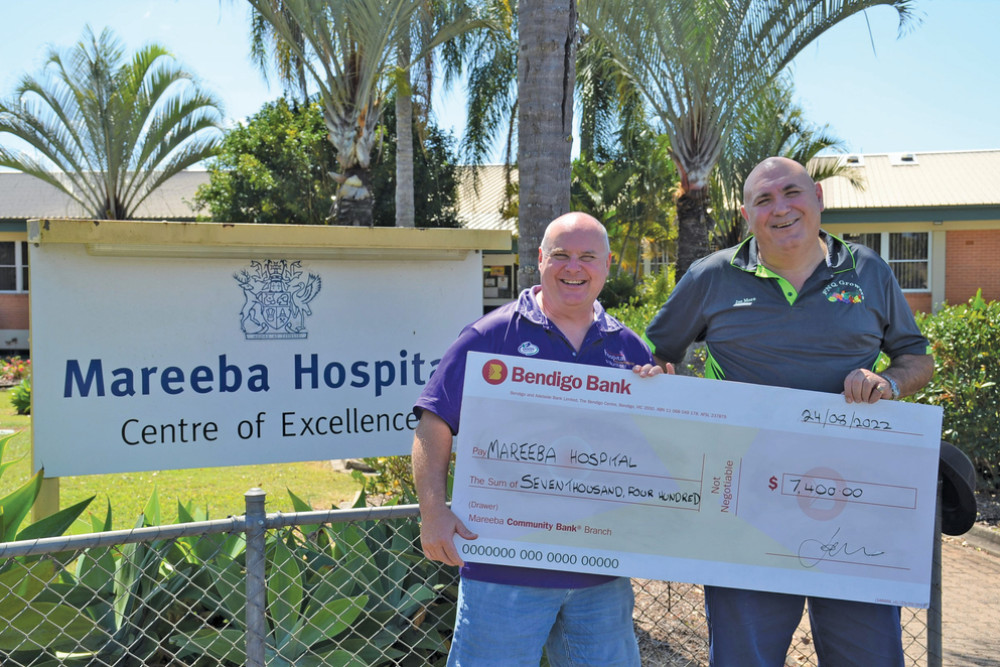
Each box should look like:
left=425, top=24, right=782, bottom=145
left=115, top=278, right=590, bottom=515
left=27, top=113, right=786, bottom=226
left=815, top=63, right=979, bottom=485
left=0, top=356, right=30, bottom=384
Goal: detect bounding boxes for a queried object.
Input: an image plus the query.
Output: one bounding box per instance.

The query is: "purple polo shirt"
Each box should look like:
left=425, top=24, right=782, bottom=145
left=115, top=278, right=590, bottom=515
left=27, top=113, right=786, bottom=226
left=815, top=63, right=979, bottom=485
left=414, top=286, right=653, bottom=588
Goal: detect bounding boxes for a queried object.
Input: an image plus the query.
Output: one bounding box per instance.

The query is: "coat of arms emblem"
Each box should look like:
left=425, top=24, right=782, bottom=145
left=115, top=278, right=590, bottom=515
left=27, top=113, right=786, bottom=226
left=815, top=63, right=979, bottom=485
left=235, top=260, right=322, bottom=339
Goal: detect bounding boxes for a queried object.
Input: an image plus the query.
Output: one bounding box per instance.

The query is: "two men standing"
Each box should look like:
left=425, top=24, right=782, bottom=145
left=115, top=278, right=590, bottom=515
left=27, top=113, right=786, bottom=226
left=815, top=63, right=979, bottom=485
left=414, top=158, right=933, bottom=666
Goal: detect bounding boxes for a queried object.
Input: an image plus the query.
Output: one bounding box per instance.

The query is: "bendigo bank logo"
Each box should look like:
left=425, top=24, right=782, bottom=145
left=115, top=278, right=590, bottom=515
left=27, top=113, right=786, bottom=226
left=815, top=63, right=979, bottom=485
left=488, top=361, right=633, bottom=395
left=482, top=359, right=508, bottom=385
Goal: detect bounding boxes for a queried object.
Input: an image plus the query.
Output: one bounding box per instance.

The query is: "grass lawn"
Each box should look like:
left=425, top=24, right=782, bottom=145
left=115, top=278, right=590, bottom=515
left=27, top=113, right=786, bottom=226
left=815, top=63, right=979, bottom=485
left=0, top=391, right=365, bottom=533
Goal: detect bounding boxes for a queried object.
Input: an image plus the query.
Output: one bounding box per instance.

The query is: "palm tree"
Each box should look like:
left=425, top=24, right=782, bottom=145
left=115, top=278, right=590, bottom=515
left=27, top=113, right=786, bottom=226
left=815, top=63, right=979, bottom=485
left=247, top=0, right=481, bottom=227
left=711, top=73, right=864, bottom=250
left=444, top=0, right=519, bottom=167
left=248, top=2, right=312, bottom=105
left=516, top=0, right=578, bottom=288
left=572, top=128, right=677, bottom=280
left=0, top=26, right=223, bottom=220
left=447, top=1, right=644, bottom=284
left=578, top=0, right=915, bottom=277
left=392, top=0, right=455, bottom=228
left=246, top=0, right=417, bottom=227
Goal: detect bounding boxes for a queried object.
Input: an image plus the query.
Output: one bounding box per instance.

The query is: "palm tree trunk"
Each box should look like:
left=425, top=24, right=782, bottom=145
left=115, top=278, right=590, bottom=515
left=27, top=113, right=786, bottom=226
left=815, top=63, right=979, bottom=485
left=395, top=36, right=415, bottom=228
left=334, top=165, right=374, bottom=226
left=675, top=187, right=712, bottom=279
left=517, top=0, right=577, bottom=290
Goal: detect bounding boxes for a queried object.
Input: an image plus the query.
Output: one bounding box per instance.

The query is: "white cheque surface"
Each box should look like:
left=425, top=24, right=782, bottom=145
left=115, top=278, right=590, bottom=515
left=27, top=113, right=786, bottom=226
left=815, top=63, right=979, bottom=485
left=451, top=352, right=943, bottom=608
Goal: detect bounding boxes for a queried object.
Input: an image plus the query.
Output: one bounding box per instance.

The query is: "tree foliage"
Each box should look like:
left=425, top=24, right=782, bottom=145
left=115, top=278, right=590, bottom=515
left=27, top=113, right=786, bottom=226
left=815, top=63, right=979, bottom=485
left=195, top=99, right=337, bottom=224
left=443, top=0, right=519, bottom=167
left=246, top=0, right=481, bottom=226
left=196, top=97, right=461, bottom=227
left=572, top=128, right=678, bottom=284
left=370, top=100, right=461, bottom=228
left=0, top=26, right=222, bottom=219
left=578, top=0, right=916, bottom=276
left=914, top=290, right=1000, bottom=491
left=710, top=74, right=863, bottom=250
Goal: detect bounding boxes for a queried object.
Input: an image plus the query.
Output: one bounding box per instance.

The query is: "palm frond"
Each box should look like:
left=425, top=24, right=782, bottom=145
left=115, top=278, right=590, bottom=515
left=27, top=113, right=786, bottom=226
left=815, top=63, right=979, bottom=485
left=0, top=25, right=222, bottom=219
left=580, top=0, right=915, bottom=191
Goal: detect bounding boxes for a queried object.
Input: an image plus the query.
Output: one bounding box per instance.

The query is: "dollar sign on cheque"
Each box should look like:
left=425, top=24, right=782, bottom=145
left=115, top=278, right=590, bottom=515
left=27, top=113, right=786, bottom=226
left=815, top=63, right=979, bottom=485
left=768, top=475, right=778, bottom=491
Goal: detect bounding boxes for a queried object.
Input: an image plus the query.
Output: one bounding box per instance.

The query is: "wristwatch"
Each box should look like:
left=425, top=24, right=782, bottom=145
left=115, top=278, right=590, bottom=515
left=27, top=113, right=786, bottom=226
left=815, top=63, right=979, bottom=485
left=880, top=374, right=900, bottom=400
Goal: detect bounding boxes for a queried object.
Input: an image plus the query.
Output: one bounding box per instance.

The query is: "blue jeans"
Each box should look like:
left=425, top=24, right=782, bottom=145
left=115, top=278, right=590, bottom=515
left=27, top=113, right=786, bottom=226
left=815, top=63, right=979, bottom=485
left=704, top=586, right=905, bottom=666
left=447, top=577, right=640, bottom=666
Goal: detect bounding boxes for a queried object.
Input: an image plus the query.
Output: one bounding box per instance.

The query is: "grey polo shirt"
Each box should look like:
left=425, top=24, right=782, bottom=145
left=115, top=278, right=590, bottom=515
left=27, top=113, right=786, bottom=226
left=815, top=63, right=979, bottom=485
left=645, top=232, right=929, bottom=394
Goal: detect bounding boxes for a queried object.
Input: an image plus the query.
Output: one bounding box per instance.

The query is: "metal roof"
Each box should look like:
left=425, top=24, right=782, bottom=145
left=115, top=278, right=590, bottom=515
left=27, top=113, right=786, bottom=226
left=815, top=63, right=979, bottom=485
left=815, top=149, right=1000, bottom=210
left=0, top=170, right=209, bottom=220
left=455, top=164, right=518, bottom=232
left=2, top=149, right=997, bottom=225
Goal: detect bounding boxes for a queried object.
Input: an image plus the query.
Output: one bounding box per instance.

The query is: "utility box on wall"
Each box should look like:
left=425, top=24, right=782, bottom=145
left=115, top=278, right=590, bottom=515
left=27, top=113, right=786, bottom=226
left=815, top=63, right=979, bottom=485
left=29, top=219, right=510, bottom=477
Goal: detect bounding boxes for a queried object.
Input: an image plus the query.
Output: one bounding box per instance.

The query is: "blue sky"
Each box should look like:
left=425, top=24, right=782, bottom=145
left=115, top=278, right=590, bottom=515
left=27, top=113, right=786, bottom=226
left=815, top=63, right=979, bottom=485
left=1, top=0, right=998, bottom=164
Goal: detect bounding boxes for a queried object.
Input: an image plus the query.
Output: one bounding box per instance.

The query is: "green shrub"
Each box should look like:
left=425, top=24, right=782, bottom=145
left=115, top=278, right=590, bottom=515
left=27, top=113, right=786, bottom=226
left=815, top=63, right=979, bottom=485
left=914, top=289, right=1000, bottom=491
left=636, top=265, right=675, bottom=307
left=10, top=377, right=30, bottom=415
left=171, top=489, right=455, bottom=666
left=598, top=269, right=638, bottom=310
left=357, top=456, right=420, bottom=504
left=606, top=266, right=675, bottom=336
left=0, top=485, right=455, bottom=666
left=608, top=299, right=662, bottom=339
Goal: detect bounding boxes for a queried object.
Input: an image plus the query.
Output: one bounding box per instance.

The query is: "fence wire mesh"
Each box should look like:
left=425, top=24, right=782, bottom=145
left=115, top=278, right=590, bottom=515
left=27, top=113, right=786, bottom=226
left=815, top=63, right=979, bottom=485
left=0, top=494, right=930, bottom=666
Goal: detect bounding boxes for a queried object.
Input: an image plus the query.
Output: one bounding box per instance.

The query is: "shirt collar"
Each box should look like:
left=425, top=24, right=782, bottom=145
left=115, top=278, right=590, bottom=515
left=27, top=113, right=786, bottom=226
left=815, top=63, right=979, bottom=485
left=730, top=230, right=856, bottom=275
left=517, top=286, right=622, bottom=333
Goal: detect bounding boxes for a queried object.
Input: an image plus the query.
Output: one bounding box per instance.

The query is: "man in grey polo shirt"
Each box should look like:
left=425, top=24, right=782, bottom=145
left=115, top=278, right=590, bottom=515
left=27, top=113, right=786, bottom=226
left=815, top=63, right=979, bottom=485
left=645, top=156, right=933, bottom=666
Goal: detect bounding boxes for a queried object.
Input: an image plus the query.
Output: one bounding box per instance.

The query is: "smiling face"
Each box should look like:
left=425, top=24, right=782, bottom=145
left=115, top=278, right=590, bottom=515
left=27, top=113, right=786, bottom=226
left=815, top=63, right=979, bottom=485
left=537, top=212, right=611, bottom=319
left=741, top=157, right=824, bottom=265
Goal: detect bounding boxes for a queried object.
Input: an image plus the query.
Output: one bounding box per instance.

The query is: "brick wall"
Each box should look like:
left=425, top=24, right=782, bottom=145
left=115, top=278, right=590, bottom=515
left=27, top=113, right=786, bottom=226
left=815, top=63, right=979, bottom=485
left=903, top=292, right=932, bottom=314
left=946, top=229, right=1000, bottom=305
left=0, top=293, right=29, bottom=330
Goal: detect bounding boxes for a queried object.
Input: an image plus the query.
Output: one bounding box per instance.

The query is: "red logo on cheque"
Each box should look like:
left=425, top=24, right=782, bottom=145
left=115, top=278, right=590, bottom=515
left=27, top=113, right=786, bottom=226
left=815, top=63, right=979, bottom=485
left=482, top=359, right=508, bottom=385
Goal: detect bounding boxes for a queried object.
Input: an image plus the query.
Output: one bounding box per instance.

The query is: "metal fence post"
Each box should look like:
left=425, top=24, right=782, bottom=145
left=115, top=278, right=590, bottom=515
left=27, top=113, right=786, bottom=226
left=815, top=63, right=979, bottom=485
left=245, top=487, right=268, bottom=667
left=927, top=481, right=943, bottom=667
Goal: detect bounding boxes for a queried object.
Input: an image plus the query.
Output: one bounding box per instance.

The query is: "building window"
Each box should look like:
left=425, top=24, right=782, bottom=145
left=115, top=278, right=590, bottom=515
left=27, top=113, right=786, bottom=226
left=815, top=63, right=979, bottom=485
left=840, top=232, right=929, bottom=291
left=0, top=242, right=29, bottom=293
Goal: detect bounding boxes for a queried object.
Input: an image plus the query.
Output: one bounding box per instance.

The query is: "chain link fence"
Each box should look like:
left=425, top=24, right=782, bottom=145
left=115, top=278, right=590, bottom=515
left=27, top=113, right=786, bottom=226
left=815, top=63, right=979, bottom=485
left=0, top=488, right=937, bottom=666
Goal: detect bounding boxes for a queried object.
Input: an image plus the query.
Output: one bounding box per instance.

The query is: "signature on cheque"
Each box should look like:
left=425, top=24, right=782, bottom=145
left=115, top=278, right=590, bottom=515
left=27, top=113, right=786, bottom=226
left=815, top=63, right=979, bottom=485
left=797, top=527, right=886, bottom=568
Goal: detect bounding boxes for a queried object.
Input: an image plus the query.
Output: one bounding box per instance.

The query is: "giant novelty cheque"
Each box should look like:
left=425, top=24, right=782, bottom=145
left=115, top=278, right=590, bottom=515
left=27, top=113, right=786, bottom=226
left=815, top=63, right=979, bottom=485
left=451, top=352, right=943, bottom=608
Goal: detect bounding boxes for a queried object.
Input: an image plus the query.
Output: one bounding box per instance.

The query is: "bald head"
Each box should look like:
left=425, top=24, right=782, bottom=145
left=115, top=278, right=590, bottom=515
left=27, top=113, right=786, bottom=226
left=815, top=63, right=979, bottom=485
left=540, top=212, right=610, bottom=255
left=740, top=156, right=825, bottom=268
left=742, top=157, right=815, bottom=206
left=536, top=211, right=612, bottom=320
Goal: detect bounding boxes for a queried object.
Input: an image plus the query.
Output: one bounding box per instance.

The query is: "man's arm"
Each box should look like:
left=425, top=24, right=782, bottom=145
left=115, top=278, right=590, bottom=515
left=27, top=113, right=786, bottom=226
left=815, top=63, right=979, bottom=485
left=412, top=410, right=477, bottom=566
left=843, top=353, right=935, bottom=404
left=645, top=268, right=707, bottom=373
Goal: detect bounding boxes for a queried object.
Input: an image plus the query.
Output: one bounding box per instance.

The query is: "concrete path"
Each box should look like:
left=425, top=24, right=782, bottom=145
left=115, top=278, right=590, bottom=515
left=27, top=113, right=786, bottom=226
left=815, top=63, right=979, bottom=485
left=940, top=528, right=1000, bottom=666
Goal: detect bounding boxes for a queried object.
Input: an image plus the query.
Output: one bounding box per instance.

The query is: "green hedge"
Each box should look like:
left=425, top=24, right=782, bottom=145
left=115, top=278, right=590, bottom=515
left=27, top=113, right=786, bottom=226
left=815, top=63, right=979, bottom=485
left=915, top=290, right=1000, bottom=491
